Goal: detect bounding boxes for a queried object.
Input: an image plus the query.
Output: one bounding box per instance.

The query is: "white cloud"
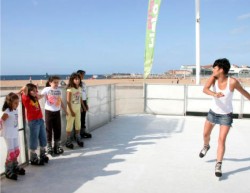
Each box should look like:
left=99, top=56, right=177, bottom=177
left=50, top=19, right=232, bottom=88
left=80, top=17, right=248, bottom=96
left=238, top=13, right=250, bottom=20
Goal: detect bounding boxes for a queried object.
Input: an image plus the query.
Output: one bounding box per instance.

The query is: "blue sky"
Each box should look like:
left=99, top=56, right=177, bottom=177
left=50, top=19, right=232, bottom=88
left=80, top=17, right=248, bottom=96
left=1, top=0, right=250, bottom=75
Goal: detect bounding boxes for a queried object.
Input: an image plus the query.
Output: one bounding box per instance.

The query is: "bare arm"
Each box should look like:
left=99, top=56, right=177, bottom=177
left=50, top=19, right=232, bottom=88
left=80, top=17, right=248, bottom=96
left=203, top=76, right=224, bottom=98
left=61, top=100, right=68, bottom=116
left=17, top=85, right=44, bottom=99
left=233, top=79, right=250, bottom=100
left=0, top=113, right=9, bottom=130
left=1, top=113, right=9, bottom=121
left=17, top=86, right=28, bottom=95
left=81, top=98, right=87, bottom=112
left=36, top=94, right=44, bottom=100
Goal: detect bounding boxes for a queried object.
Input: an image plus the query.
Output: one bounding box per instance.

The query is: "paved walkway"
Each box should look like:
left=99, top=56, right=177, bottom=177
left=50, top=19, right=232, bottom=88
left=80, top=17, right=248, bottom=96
left=1, top=114, right=250, bottom=193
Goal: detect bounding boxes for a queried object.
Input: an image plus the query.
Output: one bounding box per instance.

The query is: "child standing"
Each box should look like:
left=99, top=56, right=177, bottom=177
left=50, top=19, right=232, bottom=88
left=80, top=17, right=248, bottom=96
left=0, top=93, right=25, bottom=180
left=65, top=73, right=86, bottom=149
left=77, top=70, right=92, bottom=138
left=41, top=76, right=67, bottom=155
left=19, top=83, right=49, bottom=165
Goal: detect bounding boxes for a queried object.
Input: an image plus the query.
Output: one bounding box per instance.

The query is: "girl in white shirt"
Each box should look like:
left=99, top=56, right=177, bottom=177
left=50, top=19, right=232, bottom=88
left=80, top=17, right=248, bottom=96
left=0, top=92, right=25, bottom=180
left=41, top=76, right=67, bottom=155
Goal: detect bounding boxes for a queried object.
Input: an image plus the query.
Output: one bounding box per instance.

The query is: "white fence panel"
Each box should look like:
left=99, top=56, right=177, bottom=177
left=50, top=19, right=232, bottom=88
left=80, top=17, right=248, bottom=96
left=187, top=99, right=210, bottom=112
left=147, top=85, right=185, bottom=99
left=87, top=85, right=112, bottom=130
left=243, top=87, right=250, bottom=115
left=145, top=84, right=185, bottom=115
left=146, top=100, right=185, bottom=115
left=115, top=84, right=144, bottom=115
left=187, top=85, right=208, bottom=98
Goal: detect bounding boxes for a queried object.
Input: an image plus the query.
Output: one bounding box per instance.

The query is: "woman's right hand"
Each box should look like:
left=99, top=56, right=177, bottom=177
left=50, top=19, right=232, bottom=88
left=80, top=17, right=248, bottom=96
left=71, top=111, right=75, bottom=117
left=214, top=92, right=225, bottom=98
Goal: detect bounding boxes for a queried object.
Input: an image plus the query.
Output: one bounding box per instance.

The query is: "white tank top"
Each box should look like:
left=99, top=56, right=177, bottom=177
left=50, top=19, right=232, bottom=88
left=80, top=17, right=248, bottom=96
left=210, top=77, right=233, bottom=114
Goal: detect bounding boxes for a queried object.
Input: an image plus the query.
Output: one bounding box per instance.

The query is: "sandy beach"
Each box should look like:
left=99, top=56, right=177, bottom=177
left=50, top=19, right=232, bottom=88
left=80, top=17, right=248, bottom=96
left=1, top=77, right=250, bottom=88
left=0, top=78, right=196, bottom=87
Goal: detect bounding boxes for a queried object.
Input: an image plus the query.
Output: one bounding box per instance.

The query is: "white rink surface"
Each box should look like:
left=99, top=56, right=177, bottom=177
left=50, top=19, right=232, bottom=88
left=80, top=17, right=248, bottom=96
left=1, top=114, right=250, bottom=193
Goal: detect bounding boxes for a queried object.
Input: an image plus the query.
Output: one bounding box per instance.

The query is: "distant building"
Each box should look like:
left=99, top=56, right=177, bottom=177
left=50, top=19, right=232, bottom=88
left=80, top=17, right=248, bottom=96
left=178, top=64, right=250, bottom=77
left=179, top=65, right=213, bottom=76
left=200, top=64, right=213, bottom=76
left=229, top=64, right=250, bottom=76
left=167, top=70, right=192, bottom=77
left=180, top=65, right=196, bottom=72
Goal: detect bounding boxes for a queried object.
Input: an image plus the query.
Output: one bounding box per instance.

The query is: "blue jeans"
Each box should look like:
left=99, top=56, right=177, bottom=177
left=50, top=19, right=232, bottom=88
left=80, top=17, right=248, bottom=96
left=28, top=119, right=47, bottom=150
left=207, top=109, right=233, bottom=127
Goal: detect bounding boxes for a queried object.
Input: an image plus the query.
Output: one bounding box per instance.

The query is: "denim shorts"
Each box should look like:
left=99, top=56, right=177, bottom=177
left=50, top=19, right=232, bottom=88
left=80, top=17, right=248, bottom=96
left=28, top=119, right=47, bottom=150
left=207, top=109, right=233, bottom=127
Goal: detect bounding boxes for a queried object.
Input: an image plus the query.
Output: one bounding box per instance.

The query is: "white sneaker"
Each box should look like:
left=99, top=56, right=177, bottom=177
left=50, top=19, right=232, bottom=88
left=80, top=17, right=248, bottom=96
left=215, top=162, right=222, bottom=177
left=199, top=145, right=210, bottom=158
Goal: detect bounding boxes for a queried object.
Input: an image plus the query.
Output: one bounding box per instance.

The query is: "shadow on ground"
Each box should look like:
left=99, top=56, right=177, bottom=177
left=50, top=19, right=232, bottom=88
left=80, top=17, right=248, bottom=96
left=207, top=157, right=250, bottom=181
left=1, top=115, right=185, bottom=193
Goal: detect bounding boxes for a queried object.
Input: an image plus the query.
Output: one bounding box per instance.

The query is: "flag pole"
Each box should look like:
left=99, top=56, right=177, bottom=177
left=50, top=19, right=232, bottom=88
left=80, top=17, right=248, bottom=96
left=195, top=0, right=201, bottom=85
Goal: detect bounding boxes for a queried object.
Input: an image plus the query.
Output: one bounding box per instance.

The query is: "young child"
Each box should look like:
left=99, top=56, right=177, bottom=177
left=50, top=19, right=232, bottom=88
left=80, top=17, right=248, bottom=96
left=199, top=58, right=250, bottom=177
left=65, top=73, right=86, bottom=149
left=41, top=76, right=67, bottom=155
left=77, top=70, right=92, bottom=138
left=19, top=83, right=49, bottom=165
left=0, top=93, right=25, bottom=180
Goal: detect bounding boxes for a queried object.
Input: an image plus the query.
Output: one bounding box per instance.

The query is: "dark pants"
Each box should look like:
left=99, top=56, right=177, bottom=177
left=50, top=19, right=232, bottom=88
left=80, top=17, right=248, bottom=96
left=45, top=110, right=61, bottom=143
left=80, top=100, right=88, bottom=134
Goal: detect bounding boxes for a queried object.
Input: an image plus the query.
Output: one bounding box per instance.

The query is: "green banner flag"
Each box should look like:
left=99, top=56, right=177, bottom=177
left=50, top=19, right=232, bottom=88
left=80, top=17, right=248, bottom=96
left=144, top=0, right=161, bottom=79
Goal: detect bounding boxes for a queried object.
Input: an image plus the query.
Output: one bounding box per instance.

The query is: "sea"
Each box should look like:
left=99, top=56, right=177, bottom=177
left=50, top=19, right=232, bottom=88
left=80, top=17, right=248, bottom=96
left=0, top=74, right=106, bottom=80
